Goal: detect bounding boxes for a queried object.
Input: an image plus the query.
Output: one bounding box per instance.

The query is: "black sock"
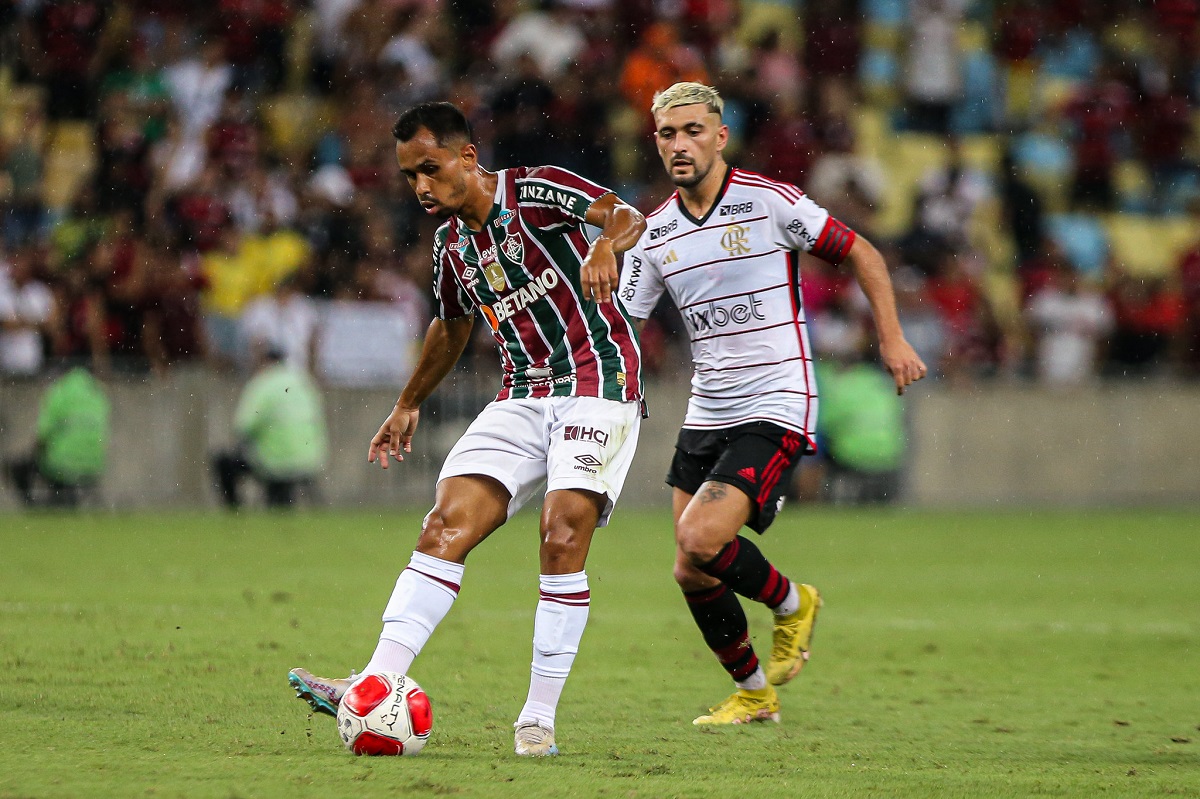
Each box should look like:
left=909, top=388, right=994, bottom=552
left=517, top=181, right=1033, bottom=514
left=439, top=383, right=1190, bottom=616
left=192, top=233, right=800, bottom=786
left=699, top=535, right=792, bottom=608
left=683, top=583, right=759, bottom=682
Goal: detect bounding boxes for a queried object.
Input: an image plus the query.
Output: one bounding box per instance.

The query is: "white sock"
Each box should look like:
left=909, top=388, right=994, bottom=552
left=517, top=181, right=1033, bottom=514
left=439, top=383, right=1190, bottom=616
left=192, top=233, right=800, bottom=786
left=772, top=581, right=800, bottom=616
left=735, top=667, right=768, bottom=691
left=364, top=551, right=464, bottom=675
left=516, top=571, right=590, bottom=731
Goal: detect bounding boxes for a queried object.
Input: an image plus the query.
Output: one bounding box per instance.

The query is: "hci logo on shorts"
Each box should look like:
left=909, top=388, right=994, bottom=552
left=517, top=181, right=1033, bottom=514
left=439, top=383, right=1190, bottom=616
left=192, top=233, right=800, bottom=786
left=564, top=425, right=609, bottom=447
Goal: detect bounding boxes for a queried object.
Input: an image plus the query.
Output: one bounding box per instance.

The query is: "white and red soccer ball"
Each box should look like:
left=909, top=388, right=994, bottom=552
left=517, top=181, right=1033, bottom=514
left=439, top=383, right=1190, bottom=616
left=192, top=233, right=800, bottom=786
left=336, top=672, right=432, bottom=756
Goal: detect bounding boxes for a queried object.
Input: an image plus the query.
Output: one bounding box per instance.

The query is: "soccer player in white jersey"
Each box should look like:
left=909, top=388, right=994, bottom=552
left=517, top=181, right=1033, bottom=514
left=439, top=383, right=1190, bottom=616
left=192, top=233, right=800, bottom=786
left=289, top=102, right=647, bottom=756
left=619, top=82, right=927, bottom=725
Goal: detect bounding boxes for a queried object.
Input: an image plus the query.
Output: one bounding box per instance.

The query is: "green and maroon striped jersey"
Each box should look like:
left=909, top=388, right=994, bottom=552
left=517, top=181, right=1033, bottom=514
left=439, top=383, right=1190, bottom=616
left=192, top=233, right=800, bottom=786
left=431, top=165, right=643, bottom=403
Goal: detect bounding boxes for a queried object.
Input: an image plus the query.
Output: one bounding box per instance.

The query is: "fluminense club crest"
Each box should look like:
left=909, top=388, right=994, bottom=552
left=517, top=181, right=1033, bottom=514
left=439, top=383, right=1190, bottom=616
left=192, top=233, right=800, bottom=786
left=502, top=232, right=524, bottom=264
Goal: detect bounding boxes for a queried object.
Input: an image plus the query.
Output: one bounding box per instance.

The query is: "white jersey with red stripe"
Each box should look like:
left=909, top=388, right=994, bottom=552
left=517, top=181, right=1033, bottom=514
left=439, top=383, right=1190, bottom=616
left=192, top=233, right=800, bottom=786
left=619, top=167, right=856, bottom=450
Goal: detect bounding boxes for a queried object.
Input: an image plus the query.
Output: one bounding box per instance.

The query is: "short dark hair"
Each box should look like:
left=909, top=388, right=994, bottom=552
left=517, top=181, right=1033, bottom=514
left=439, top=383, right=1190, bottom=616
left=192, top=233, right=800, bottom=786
left=392, top=102, right=473, bottom=147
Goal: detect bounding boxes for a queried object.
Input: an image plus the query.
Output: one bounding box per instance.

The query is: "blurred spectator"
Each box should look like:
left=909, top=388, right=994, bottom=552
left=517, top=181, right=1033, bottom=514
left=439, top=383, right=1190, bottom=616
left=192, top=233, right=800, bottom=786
left=4, top=364, right=109, bottom=507
left=803, top=0, right=861, bottom=110
left=217, top=0, right=294, bottom=93
left=806, top=116, right=885, bottom=233
left=999, top=149, right=1044, bottom=267
left=752, top=29, right=803, bottom=102
left=0, top=107, right=48, bottom=246
left=891, top=264, right=947, bottom=377
left=1105, top=269, right=1186, bottom=376
left=746, top=94, right=818, bottom=186
left=147, top=114, right=207, bottom=209
left=992, top=0, right=1044, bottom=126
left=1178, top=202, right=1200, bottom=376
left=1064, top=61, right=1134, bottom=212
left=211, top=348, right=327, bottom=509
left=19, top=0, right=111, bottom=120
left=1137, top=67, right=1195, bottom=214
left=490, top=0, right=586, bottom=81
left=310, top=0, right=364, bottom=93
left=98, top=37, right=171, bottom=142
left=94, top=91, right=152, bottom=220
left=0, top=246, right=55, bottom=377
left=619, top=21, right=708, bottom=115
left=902, top=0, right=966, bottom=134
left=240, top=271, right=320, bottom=371
left=379, top=6, right=445, bottom=103
left=491, top=53, right=557, bottom=169
left=1026, top=261, right=1113, bottom=385
left=927, top=249, right=1000, bottom=380
left=905, top=138, right=991, bottom=271
left=164, top=38, right=232, bottom=137
left=141, top=241, right=207, bottom=375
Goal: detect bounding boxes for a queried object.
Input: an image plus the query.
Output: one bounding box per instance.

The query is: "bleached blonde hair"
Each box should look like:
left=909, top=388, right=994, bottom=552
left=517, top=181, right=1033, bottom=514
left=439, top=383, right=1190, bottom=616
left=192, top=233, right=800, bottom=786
left=650, top=82, right=724, bottom=117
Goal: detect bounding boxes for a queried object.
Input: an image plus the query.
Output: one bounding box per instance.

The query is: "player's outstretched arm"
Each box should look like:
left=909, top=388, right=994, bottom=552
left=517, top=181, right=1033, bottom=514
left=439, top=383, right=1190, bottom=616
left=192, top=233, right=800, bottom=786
left=581, top=193, right=647, bottom=303
left=843, top=235, right=928, bottom=395
left=368, top=315, right=474, bottom=468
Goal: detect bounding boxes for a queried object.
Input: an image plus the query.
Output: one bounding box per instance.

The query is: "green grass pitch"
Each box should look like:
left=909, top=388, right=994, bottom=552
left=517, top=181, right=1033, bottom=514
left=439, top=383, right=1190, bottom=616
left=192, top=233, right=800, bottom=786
left=1, top=508, right=1198, bottom=799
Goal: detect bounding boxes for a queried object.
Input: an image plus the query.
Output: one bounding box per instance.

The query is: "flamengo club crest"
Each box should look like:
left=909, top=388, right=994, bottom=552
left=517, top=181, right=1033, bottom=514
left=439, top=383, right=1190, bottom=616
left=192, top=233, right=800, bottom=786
left=721, top=224, right=751, bottom=256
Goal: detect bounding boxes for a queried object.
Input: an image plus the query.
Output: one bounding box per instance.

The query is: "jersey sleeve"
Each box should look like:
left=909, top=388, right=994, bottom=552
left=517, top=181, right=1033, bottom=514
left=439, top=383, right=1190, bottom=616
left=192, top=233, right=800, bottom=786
left=776, top=192, right=857, bottom=265
left=617, top=238, right=664, bottom=320
left=517, top=165, right=613, bottom=227
left=432, top=234, right=471, bottom=320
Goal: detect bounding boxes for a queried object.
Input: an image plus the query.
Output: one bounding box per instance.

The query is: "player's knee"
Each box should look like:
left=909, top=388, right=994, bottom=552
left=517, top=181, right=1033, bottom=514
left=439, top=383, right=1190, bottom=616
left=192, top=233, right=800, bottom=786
left=415, top=507, right=464, bottom=559
left=675, top=521, right=723, bottom=567
left=539, top=521, right=588, bottom=573
left=672, top=559, right=710, bottom=590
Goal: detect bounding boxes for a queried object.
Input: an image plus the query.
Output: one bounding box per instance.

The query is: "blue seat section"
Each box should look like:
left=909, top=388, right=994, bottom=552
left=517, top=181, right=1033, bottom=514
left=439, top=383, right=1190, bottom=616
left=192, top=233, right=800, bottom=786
left=1046, top=213, right=1110, bottom=275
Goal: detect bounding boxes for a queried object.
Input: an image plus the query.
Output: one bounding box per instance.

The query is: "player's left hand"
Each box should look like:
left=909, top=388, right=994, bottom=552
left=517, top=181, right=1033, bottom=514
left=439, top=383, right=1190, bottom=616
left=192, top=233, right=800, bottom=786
left=581, top=237, right=618, bottom=303
left=368, top=404, right=420, bottom=469
left=880, top=338, right=928, bottom=395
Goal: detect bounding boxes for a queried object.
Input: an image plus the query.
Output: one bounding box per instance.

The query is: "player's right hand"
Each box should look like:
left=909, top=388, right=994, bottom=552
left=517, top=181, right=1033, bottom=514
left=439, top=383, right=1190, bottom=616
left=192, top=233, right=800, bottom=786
left=368, top=404, right=420, bottom=469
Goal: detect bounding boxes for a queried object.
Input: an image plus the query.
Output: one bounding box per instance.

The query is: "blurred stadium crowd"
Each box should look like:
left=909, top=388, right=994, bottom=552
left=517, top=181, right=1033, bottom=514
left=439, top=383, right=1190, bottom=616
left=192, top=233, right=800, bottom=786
left=1, top=0, right=1199, bottom=387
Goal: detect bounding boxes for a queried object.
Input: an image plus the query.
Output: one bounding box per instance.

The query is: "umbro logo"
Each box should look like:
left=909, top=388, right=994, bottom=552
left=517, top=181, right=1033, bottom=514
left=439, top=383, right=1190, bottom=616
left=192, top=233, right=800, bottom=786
left=738, top=466, right=757, bottom=483
left=575, top=454, right=603, bottom=467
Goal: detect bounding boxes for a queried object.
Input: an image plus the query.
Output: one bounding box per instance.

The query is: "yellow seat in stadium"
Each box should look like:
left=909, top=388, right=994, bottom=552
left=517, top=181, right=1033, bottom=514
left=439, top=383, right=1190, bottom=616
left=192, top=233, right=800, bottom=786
left=263, top=94, right=336, bottom=158
left=0, top=84, right=46, bottom=144
left=1104, top=214, right=1198, bottom=277
left=42, top=121, right=96, bottom=210
left=1113, top=161, right=1151, bottom=210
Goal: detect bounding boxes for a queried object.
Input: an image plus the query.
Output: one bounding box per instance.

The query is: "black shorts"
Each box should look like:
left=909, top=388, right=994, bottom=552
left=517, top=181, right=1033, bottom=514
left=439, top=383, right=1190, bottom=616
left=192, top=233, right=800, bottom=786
left=666, top=422, right=809, bottom=533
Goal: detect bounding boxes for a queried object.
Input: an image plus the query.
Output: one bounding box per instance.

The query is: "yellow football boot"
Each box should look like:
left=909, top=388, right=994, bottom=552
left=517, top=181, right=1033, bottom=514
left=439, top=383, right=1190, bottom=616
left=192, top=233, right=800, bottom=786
left=692, top=686, right=780, bottom=725
left=766, top=583, right=822, bottom=686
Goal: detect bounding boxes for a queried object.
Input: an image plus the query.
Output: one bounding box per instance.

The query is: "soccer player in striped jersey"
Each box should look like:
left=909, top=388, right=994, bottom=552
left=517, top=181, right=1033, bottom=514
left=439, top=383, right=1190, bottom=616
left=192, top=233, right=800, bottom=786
left=619, top=82, right=927, bottom=725
left=289, top=102, right=647, bottom=757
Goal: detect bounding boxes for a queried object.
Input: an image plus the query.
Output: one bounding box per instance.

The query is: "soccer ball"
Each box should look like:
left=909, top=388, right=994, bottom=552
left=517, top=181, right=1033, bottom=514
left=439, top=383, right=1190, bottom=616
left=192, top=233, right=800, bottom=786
left=336, top=672, right=432, bottom=756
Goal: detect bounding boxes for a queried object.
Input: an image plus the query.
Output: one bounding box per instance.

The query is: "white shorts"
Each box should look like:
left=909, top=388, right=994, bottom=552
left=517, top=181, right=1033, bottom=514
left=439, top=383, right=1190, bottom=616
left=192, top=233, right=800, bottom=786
left=438, top=396, right=642, bottom=527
